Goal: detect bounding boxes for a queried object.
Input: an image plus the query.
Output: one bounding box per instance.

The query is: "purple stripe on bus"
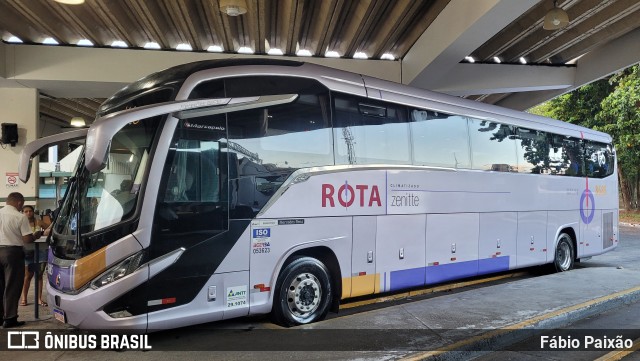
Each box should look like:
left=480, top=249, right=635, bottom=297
left=425, top=259, right=479, bottom=285
left=389, top=267, right=426, bottom=291
left=478, top=256, right=510, bottom=276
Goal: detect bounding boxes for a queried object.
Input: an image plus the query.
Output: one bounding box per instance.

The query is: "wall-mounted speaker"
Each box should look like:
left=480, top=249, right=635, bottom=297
left=1, top=123, right=18, bottom=146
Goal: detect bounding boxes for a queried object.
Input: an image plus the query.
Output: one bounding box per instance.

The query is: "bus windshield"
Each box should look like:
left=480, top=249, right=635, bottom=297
left=53, top=118, right=158, bottom=257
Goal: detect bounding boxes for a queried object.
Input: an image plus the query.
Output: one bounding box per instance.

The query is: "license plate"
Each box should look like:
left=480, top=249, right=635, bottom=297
left=53, top=308, right=66, bottom=323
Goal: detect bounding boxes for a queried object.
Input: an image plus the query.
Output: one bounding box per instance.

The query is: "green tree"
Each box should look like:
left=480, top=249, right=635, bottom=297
left=529, top=79, right=614, bottom=128
left=596, top=65, right=640, bottom=209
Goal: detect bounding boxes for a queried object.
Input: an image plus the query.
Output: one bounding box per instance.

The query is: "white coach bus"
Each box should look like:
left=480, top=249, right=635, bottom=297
left=20, top=59, right=618, bottom=330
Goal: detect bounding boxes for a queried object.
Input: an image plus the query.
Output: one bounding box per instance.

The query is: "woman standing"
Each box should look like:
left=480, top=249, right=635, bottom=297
left=20, top=205, right=48, bottom=307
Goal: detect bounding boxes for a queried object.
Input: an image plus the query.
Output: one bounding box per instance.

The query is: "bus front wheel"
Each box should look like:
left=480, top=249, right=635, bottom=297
left=553, top=233, right=575, bottom=272
left=273, top=257, right=332, bottom=327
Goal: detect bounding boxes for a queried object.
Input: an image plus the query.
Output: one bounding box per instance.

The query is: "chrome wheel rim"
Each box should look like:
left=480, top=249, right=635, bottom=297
left=557, top=239, right=572, bottom=271
left=286, top=272, right=322, bottom=319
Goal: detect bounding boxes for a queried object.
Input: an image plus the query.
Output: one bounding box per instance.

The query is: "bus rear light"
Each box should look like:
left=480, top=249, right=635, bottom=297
left=91, top=252, right=144, bottom=290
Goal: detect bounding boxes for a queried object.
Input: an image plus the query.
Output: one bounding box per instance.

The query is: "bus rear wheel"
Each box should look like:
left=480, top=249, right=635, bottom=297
left=553, top=233, right=575, bottom=272
left=273, top=257, right=332, bottom=327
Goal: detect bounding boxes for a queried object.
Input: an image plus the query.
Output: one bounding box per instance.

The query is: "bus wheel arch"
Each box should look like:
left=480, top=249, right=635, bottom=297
left=553, top=228, right=576, bottom=272
left=272, top=247, right=340, bottom=326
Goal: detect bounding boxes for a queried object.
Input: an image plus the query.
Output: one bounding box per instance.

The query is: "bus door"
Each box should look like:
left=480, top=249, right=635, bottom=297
left=147, top=112, right=232, bottom=324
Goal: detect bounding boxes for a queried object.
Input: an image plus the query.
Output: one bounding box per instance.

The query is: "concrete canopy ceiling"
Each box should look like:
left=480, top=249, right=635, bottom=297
left=0, top=0, right=638, bottom=129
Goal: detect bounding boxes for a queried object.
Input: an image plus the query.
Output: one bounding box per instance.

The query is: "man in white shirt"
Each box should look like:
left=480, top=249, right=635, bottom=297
left=0, top=192, right=41, bottom=328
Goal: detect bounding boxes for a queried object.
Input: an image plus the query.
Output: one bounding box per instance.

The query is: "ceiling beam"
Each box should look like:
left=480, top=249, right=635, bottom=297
left=430, top=63, right=575, bottom=96
left=402, top=0, right=538, bottom=89
left=1, top=44, right=400, bottom=98
left=496, top=26, right=640, bottom=111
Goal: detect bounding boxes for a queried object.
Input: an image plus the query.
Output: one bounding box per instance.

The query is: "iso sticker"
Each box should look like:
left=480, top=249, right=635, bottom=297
left=226, top=286, right=247, bottom=309
left=252, top=228, right=271, bottom=254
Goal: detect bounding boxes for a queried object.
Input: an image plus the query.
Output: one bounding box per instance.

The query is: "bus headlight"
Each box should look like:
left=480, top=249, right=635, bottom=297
left=91, top=252, right=144, bottom=290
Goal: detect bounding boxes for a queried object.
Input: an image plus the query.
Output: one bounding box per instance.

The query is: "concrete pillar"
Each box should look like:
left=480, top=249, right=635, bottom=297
left=0, top=88, right=39, bottom=205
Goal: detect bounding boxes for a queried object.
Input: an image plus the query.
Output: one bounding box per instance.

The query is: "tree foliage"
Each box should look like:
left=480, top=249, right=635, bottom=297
left=529, top=64, right=640, bottom=209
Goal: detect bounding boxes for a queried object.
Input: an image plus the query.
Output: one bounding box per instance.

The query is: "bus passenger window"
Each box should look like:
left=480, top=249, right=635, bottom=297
left=410, top=110, right=470, bottom=169
left=547, top=135, right=582, bottom=176
left=585, top=141, right=613, bottom=178
left=227, top=92, right=333, bottom=218
left=468, top=118, right=517, bottom=172
left=334, top=94, right=410, bottom=165
left=515, top=128, right=550, bottom=174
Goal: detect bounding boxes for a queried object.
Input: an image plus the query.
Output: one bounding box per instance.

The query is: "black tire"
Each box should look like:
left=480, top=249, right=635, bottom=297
left=553, top=233, right=575, bottom=272
left=272, top=257, right=333, bottom=327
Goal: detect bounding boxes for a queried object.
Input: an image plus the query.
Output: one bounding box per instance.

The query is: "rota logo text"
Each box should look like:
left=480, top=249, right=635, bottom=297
left=322, top=182, right=382, bottom=208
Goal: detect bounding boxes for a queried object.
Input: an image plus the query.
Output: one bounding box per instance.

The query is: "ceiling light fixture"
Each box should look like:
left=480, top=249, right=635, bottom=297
left=493, top=56, right=501, bottom=64
left=237, top=46, right=254, bottom=54
left=144, top=42, right=161, bottom=49
left=54, top=0, right=85, bottom=4
left=220, top=0, right=247, bottom=16
left=543, top=0, right=569, bottom=31
left=325, top=51, right=340, bottom=58
left=464, top=56, right=475, bottom=63
left=268, top=48, right=284, bottom=55
left=42, top=37, right=59, bottom=45
left=70, top=116, right=86, bottom=127
left=353, top=52, right=368, bottom=59
left=381, top=53, right=395, bottom=61
left=176, top=43, right=192, bottom=51
left=296, top=49, right=312, bottom=57
left=7, top=36, right=23, bottom=43
left=207, top=45, right=223, bottom=52
left=519, top=57, right=527, bottom=64
left=77, top=39, right=93, bottom=46
left=111, top=40, right=128, bottom=48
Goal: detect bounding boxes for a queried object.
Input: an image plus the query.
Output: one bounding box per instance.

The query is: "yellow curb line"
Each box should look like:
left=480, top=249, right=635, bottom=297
left=594, top=337, right=640, bottom=361
left=340, top=272, right=528, bottom=310
left=401, top=284, right=640, bottom=361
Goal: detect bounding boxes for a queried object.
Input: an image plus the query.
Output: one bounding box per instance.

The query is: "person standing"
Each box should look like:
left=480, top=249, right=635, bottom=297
left=0, top=192, right=41, bottom=328
left=20, top=205, right=48, bottom=307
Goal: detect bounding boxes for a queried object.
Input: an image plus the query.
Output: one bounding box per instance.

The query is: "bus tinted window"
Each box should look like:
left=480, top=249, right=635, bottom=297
left=468, top=118, right=517, bottom=172
left=333, top=94, right=410, bottom=165
left=410, top=110, right=470, bottom=169
left=585, top=141, right=614, bottom=178
left=515, top=128, right=550, bottom=174
left=188, top=76, right=327, bottom=99
left=548, top=135, right=582, bottom=176
left=228, top=93, right=333, bottom=176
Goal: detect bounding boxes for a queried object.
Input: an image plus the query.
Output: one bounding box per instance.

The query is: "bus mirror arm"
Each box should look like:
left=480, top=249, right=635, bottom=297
left=18, top=129, right=88, bottom=183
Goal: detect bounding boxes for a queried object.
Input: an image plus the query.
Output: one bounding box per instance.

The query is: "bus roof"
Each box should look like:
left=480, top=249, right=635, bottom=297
left=99, top=59, right=612, bottom=144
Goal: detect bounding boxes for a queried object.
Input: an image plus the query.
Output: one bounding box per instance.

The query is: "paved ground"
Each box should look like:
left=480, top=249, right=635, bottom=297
left=2, top=224, right=639, bottom=360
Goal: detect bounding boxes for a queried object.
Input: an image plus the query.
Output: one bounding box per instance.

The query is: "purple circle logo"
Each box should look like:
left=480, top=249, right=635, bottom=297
left=580, top=189, right=595, bottom=224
